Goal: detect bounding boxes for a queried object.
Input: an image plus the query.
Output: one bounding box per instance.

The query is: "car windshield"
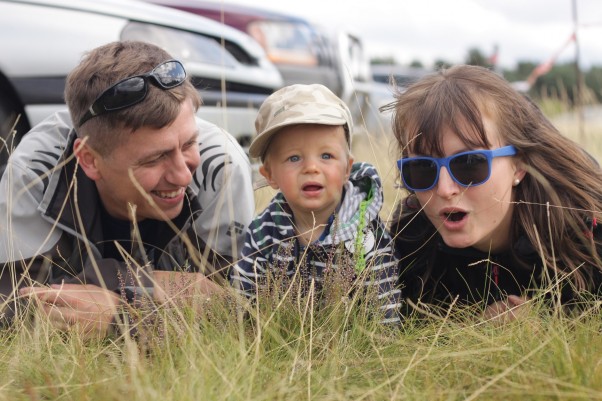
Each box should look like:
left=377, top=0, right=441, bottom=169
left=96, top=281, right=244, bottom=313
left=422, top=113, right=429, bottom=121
left=247, top=20, right=318, bottom=66
left=122, top=22, right=238, bottom=68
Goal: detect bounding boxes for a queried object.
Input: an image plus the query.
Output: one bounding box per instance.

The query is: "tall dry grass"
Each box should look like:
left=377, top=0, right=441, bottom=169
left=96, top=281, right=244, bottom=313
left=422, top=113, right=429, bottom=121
left=2, top=285, right=601, bottom=400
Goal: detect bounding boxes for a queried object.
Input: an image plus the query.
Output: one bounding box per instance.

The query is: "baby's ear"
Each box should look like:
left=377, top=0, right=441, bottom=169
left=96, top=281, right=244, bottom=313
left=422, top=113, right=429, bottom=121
left=346, top=156, right=354, bottom=179
left=259, top=164, right=279, bottom=190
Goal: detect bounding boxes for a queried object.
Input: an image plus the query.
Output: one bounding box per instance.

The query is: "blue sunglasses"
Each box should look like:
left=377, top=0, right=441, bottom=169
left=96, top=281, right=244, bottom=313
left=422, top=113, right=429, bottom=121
left=397, top=145, right=517, bottom=191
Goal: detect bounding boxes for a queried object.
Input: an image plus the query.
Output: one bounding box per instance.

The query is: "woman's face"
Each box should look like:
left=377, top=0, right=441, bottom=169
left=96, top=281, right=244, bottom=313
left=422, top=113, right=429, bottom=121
left=411, top=117, right=525, bottom=253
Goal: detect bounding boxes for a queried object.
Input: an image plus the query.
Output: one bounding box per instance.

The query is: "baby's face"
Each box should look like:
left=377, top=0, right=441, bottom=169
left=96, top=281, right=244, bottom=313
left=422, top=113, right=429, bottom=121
left=260, top=124, right=353, bottom=225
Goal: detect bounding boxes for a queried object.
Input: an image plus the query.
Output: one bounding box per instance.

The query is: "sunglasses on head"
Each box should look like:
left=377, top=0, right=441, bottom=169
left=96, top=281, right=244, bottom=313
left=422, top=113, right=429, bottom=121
left=397, top=145, right=517, bottom=192
left=78, top=59, right=187, bottom=127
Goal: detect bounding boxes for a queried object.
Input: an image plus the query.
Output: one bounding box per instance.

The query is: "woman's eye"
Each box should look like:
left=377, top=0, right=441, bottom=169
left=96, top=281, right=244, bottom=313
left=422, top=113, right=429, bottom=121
left=321, top=153, right=332, bottom=160
left=288, top=155, right=300, bottom=162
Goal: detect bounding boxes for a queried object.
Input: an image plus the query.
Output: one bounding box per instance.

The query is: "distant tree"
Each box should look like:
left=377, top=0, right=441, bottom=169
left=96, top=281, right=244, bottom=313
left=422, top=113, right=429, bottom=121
left=377, top=45, right=602, bottom=105
left=433, top=59, right=452, bottom=70
left=535, top=63, right=577, bottom=104
left=502, top=61, right=538, bottom=83
left=585, top=66, right=602, bottom=102
left=517, top=61, right=538, bottom=80
left=446, top=47, right=602, bottom=105
left=524, top=63, right=602, bottom=104
left=465, top=48, right=489, bottom=67
left=370, top=56, right=396, bottom=65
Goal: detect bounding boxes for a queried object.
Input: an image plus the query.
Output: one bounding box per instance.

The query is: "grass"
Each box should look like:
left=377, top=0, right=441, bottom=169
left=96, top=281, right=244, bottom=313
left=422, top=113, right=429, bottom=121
left=1, top=293, right=602, bottom=400
left=2, top=106, right=602, bottom=400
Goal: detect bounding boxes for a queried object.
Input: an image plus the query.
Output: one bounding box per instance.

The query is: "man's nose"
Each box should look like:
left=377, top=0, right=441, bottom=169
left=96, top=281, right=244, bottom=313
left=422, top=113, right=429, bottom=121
left=166, top=151, right=195, bottom=186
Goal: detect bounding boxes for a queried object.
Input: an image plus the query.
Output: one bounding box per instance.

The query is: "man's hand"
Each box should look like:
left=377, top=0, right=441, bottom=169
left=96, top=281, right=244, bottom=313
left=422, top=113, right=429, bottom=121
left=19, top=283, right=121, bottom=339
left=483, top=294, right=530, bottom=324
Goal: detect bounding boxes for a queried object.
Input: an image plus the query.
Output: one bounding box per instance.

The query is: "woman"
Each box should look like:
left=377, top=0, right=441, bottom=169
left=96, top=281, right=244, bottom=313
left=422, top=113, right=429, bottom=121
left=387, top=64, right=602, bottom=320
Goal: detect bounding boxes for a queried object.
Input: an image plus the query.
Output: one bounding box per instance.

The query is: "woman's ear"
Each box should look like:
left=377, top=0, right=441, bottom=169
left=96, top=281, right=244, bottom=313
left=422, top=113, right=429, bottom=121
left=259, top=163, right=279, bottom=190
left=346, top=155, right=355, bottom=180
left=74, top=138, right=102, bottom=181
left=513, top=161, right=527, bottom=184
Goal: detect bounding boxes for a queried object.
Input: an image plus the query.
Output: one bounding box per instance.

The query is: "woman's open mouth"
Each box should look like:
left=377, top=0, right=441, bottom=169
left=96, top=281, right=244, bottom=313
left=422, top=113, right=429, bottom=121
left=444, top=211, right=467, bottom=222
left=439, top=208, right=469, bottom=230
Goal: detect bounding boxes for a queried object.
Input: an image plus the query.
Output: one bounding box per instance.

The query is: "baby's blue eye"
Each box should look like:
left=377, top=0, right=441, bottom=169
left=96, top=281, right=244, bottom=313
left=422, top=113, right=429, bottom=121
left=288, top=155, right=300, bottom=162
left=321, top=153, right=332, bottom=160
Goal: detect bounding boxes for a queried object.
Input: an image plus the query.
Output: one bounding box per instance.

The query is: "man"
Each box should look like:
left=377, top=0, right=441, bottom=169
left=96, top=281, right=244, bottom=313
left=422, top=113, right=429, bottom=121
left=0, top=41, right=254, bottom=337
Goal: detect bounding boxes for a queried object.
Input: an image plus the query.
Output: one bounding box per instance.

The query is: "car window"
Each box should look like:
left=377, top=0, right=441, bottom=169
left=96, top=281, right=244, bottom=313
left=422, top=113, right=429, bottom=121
left=122, top=22, right=238, bottom=68
left=247, top=20, right=319, bottom=66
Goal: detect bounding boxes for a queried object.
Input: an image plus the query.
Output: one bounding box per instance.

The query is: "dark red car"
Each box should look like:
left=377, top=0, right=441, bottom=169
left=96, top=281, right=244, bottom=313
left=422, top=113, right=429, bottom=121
left=144, top=0, right=342, bottom=95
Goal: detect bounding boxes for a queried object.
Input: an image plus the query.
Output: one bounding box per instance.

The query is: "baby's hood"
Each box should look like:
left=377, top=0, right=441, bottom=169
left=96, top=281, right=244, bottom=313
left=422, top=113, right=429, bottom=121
left=322, top=162, right=384, bottom=244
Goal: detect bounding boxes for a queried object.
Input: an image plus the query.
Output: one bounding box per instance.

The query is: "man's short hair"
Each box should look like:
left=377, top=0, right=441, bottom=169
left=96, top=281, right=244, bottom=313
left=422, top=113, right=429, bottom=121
left=65, top=41, right=201, bottom=156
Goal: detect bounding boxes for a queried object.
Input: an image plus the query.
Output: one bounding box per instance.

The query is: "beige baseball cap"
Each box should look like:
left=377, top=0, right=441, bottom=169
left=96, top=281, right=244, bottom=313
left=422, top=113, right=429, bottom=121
left=249, top=84, right=353, bottom=160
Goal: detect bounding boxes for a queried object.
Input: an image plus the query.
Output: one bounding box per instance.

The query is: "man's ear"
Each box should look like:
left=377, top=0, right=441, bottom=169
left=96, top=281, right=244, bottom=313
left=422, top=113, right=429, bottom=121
left=259, top=164, right=279, bottom=190
left=74, top=138, right=102, bottom=181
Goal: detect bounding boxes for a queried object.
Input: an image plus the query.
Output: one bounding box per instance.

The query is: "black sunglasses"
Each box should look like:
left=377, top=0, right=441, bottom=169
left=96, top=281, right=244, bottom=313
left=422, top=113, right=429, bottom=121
left=78, top=59, right=187, bottom=126
left=397, top=145, right=517, bottom=191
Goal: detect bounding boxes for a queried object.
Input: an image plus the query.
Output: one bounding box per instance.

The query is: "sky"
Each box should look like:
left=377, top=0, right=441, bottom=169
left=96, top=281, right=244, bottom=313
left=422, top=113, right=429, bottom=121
left=227, top=0, right=602, bottom=70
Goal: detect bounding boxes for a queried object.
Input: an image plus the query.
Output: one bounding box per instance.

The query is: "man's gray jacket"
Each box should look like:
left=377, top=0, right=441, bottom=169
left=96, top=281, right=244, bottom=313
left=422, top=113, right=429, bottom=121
left=0, top=111, right=254, bottom=313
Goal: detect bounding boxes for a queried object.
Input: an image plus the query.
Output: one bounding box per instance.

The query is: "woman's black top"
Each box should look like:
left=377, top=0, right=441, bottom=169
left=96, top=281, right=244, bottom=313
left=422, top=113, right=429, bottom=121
left=392, top=199, right=602, bottom=312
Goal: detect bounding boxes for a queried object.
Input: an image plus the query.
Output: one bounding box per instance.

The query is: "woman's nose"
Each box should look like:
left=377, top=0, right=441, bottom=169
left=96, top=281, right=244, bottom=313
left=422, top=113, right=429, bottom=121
left=435, top=167, right=460, bottom=198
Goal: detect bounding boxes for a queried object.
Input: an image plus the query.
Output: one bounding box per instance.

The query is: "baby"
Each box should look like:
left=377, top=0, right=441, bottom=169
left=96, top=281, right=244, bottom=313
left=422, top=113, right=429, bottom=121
left=231, top=84, right=400, bottom=324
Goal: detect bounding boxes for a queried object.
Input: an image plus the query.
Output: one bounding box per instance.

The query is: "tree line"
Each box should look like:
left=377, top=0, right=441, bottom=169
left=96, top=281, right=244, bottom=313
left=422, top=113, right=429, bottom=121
left=372, top=47, right=602, bottom=106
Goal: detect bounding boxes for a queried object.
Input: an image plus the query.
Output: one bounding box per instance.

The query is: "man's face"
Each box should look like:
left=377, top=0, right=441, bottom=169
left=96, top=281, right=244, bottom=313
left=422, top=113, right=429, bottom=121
left=84, top=99, right=200, bottom=221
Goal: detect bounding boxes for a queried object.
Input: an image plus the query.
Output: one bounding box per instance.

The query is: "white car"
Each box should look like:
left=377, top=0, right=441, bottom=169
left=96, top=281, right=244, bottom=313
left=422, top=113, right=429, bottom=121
left=0, top=0, right=283, bottom=168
